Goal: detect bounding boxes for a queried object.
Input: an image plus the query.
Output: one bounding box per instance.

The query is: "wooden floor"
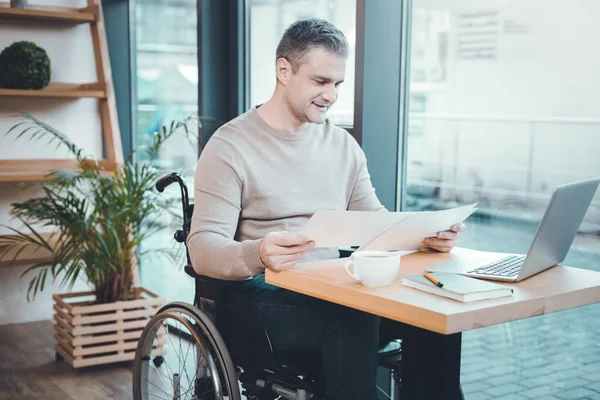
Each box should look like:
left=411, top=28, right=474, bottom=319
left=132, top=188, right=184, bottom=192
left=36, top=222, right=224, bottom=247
left=0, top=320, right=133, bottom=400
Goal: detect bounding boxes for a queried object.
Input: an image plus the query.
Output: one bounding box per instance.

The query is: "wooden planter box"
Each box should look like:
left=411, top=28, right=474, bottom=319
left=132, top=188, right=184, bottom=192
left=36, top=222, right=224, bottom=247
left=53, top=287, right=166, bottom=368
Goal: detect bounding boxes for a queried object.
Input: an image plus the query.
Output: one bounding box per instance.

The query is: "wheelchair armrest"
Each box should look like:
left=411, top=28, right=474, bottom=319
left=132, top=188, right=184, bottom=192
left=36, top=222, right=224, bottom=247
left=184, top=264, right=203, bottom=279
left=184, top=265, right=241, bottom=287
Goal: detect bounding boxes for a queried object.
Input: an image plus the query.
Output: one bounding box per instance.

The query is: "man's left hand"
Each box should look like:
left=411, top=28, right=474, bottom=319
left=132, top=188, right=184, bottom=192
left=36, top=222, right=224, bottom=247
left=423, top=223, right=466, bottom=253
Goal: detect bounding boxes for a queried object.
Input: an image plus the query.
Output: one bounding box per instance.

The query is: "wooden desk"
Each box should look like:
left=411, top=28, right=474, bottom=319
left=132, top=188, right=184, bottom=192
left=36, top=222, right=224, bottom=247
left=265, top=248, right=600, bottom=399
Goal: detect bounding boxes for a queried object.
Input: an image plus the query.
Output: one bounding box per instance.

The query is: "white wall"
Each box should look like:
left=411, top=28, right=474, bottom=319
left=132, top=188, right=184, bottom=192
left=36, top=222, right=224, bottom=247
left=0, top=0, right=102, bottom=325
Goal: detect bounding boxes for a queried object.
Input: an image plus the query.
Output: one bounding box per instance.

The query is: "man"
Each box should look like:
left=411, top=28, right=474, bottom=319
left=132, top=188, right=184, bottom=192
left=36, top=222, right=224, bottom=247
left=188, top=18, right=465, bottom=399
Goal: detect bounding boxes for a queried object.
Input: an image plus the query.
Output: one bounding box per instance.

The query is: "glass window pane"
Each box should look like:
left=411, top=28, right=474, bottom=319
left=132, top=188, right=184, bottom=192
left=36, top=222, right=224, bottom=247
left=135, top=0, right=199, bottom=303
left=406, top=0, right=600, bottom=396
left=247, top=0, right=356, bottom=126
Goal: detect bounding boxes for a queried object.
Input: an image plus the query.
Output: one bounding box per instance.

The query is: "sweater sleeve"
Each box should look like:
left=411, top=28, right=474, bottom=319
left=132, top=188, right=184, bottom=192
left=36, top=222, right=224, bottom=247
left=186, top=136, right=265, bottom=280
left=347, top=144, right=388, bottom=212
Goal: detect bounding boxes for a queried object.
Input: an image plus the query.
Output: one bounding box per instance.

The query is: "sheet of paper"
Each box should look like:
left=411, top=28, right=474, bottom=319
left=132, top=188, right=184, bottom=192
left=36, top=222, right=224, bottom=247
left=300, top=210, right=412, bottom=248
left=358, top=204, right=478, bottom=251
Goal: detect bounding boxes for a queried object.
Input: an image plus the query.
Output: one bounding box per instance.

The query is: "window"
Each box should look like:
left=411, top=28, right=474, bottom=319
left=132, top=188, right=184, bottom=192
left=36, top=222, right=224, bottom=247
left=135, top=0, right=199, bottom=302
left=405, top=0, right=600, bottom=396
left=136, top=0, right=199, bottom=169
left=247, top=0, right=356, bottom=126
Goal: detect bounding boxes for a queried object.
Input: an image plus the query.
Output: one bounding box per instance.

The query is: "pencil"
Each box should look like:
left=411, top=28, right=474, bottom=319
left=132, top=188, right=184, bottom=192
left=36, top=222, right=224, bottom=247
left=424, top=272, right=443, bottom=288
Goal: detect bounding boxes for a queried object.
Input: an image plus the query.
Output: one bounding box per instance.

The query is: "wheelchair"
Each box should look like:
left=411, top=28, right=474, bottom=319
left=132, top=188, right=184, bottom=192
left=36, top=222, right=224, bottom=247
left=132, top=173, right=403, bottom=400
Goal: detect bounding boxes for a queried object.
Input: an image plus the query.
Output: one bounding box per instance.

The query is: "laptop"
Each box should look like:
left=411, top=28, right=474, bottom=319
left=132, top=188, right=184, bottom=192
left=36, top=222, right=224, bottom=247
left=426, top=178, right=600, bottom=282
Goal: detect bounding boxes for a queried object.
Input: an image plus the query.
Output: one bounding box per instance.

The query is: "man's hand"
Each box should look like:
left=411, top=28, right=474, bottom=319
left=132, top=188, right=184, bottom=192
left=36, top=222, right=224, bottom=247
left=259, top=231, right=315, bottom=272
left=424, top=223, right=466, bottom=253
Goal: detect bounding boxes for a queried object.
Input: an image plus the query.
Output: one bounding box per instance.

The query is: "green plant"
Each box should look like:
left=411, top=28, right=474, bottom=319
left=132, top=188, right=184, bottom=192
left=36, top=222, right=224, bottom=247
left=0, top=41, right=51, bottom=89
left=0, top=112, right=200, bottom=303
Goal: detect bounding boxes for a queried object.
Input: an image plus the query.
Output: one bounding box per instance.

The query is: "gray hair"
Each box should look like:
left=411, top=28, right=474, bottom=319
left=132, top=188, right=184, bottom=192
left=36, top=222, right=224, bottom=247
left=276, top=18, right=349, bottom=73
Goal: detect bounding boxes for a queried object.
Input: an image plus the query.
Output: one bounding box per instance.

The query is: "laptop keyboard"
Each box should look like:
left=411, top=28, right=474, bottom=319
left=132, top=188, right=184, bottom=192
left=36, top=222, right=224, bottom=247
left=467, top=255, right=526, bottom=277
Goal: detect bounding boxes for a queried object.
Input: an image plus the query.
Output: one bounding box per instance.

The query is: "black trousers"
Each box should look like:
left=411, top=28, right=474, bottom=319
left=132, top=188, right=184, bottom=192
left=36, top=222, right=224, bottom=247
left=235, top=274, right=463, bottom=400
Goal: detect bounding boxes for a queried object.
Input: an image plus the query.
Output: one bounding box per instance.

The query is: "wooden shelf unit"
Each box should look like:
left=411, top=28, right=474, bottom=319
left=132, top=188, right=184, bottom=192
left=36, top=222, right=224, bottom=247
left=0, top=2, right=95, bottom=24
left=0, top=0, right=124, bottom=183
left=0, top=82, right=106, bottom=99
left=0, top=159, right=117, bottom=182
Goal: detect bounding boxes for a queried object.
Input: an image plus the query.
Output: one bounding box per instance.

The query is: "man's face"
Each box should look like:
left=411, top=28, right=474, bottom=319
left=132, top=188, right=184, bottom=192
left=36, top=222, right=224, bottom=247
left=282, top=47, right=346, bottom=125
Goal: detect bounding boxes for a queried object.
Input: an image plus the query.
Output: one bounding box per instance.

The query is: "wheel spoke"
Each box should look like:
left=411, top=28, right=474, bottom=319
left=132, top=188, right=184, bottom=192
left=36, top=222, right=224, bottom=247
left=162, top=323, right=182, bottom=386
left=143, top=327, right=173, bottom=399
left=145, top=391, right=169, bottom=400
left=147, top=331, right=171, bottom=396
left=135, top=307, right=238, bottom=400
left=175, top=319, right=195, bottom=398
left=180, top=327, right=195, bottom=392
left=153, top=353, right=174, bottom=391
left=149, top=358, right=171, bottom=397
left=178, top=319, right=193, bottom=391
left=165, top=320, right=199, bottom=398
left=179, top=378, right=212, bottom=400
left=145, top=378, right=172, bottom=398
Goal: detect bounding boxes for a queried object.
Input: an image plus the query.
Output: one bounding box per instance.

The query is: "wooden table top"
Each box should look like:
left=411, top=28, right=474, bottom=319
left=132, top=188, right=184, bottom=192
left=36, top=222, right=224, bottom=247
left=265, top=248, right=600, bottom=334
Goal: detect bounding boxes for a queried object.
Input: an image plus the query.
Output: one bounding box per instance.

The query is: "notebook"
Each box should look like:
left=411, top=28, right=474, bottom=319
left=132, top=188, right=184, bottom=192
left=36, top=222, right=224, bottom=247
left=402, top=272, right=514, bottom=303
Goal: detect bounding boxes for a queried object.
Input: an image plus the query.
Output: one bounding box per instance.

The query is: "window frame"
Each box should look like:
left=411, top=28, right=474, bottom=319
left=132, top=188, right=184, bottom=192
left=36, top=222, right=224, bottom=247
left=353, top=0, right=412, bottom=211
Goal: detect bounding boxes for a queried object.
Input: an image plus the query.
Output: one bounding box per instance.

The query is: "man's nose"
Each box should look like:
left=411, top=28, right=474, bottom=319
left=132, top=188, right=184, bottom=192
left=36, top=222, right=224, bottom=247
left=321, top=85, right=337, bottom=104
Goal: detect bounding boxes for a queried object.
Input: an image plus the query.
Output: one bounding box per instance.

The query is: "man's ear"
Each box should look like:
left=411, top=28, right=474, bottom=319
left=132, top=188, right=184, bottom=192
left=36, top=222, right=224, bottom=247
left=276, top=57, right=292, bottom=86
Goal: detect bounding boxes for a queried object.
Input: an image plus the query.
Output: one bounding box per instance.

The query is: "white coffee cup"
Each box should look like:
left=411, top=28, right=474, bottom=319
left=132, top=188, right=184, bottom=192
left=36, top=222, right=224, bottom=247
left=344, top=251, right=401, bottom=288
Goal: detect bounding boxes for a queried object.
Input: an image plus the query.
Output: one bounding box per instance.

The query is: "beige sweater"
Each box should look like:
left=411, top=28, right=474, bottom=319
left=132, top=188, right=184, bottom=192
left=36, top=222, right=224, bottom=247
left=187, top=107, right=385, bottom=280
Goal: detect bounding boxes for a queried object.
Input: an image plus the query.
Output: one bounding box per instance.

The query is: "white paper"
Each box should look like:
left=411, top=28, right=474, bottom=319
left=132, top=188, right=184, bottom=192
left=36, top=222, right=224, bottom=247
left=300, top=204, right=477, bottom=250
left=359, top=204, right=478, bottom=251
left=300, top=210, right=411, bottom=247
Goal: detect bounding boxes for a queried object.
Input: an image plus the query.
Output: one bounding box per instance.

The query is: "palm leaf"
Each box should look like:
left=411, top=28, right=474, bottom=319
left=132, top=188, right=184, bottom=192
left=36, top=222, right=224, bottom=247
left=4, top=112, right=201, bottom=303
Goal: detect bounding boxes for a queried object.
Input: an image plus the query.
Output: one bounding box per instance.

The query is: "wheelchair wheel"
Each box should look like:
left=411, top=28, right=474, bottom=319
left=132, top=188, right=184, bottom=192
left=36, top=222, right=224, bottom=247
left=133, top=302, right=241, bottom=400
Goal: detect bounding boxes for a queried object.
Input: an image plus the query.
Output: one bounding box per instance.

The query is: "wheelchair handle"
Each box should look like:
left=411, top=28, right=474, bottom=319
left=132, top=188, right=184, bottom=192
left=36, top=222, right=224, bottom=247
left=155, top=172, right=190, bottom=218
left=155, top=171, right=190, bottom=228
left=155, top=173, right=178, bottom=192
left=155, top=172, right=192, bottom=264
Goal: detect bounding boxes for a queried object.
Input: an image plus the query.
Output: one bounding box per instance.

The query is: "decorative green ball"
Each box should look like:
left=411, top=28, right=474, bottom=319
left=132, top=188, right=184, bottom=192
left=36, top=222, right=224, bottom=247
left=0, top=41, right=51, bottom=89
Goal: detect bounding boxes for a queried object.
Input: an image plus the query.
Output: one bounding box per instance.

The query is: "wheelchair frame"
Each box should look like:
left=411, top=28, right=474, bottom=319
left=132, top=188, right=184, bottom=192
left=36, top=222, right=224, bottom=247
left=132, top=173, right=402, bottom=400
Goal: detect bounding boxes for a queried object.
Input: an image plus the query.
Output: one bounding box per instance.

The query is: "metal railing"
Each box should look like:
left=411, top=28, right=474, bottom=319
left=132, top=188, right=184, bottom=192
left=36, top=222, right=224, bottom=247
left=407, top=112, right=600, bottom=210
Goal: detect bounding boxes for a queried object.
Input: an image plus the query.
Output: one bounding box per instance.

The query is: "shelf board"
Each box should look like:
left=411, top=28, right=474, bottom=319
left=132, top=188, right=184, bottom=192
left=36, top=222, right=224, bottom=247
left=0, top=83, right=106, bottom=99
left=0, top=159, right=117, bottom=183
left=0, top=232, right=55, bottom=269
left=0, top=2, right=94, bottom=24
